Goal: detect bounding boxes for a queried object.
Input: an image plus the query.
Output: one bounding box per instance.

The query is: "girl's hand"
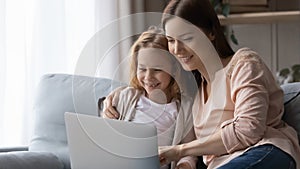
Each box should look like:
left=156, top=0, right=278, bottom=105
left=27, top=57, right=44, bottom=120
left=159, top=145, right=182, bottom=166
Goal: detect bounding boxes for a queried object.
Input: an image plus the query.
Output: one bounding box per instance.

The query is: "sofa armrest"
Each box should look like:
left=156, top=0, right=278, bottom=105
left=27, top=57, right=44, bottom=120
left=0, top=146, right=28, bottom=152
left=0, top=151, right=64, bottom=169
left=281, top=82, right=300, bottom=143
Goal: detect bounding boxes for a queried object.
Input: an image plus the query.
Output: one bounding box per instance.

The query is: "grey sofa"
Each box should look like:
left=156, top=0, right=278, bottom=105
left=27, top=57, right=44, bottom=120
left=0, top=73, right=299, bottom=169
left=0, top=74, right=124, bottom=169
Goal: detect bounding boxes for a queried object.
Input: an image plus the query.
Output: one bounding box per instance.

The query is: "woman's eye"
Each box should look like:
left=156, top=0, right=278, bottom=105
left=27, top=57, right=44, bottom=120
left=167, top=38, right=175, bottom=43
left=153, top=69, right=162, bottom=72
left=182, top=37, right=193, bottom=42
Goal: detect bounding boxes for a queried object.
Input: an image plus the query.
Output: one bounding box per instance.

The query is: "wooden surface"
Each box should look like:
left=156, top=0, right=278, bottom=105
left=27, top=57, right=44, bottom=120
left=219, top=11, right=300, bottom=25
left=222, top=0, right=268, bottom=5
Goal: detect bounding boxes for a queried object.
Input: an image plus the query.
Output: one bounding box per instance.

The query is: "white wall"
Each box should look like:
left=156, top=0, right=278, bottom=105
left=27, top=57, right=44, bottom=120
left=146, top=0, right=300, bottom=74
left=229, top=0, right=300, bottom=74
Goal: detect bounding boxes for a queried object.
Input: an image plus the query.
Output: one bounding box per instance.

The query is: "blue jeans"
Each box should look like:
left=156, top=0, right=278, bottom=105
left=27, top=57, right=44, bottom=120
left=217, top=144, right=296, bottom=169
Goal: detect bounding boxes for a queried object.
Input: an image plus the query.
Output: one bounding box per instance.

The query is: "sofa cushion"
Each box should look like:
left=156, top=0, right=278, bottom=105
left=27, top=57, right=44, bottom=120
left=281, top=82, right=300, bottom=142
left=0, top=151, right=64, bottom=169
left=29, top=74, right=124, bottom=169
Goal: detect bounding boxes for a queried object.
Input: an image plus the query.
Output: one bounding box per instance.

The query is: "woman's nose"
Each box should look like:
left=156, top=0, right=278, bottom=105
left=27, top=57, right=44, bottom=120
left=173, top=40, right=182, bottom=54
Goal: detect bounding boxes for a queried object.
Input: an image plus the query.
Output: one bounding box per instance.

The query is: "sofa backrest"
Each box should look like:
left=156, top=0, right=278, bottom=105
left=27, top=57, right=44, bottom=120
left=29, top=74, right=125, bottom=169
left=281, top=82, right=300, bottom=144
left=28, top=74, right=300, bottom=169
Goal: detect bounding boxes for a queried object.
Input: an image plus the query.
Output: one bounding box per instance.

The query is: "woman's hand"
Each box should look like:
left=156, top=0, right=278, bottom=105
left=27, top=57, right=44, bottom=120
left=175, top=162, right=193, bottom=169
left=102, top=94, right=120, bottom=119
left=159, top=145, right=182, bottom=166
left=101, top=86, right=126, bottom=119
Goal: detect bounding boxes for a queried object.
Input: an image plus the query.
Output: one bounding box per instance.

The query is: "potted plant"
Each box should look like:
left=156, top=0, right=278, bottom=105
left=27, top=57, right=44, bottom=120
left=210, top=0, right=239, bottom=45
left=276, top=64, right=300, bottom=85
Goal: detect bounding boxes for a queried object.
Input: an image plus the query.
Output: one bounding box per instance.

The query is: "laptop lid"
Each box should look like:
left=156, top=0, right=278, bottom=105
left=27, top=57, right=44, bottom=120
left=65, top=112, right=160, bottom=169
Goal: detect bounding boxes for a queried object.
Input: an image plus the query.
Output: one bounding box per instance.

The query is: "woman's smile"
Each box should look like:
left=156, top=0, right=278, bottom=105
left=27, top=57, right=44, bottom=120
left=178, top=55, right=193, bottom=64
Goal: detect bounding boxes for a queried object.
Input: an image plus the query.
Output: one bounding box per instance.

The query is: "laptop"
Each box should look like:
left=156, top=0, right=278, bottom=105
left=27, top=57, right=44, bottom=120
left=65, top=112, right=160, bottom=169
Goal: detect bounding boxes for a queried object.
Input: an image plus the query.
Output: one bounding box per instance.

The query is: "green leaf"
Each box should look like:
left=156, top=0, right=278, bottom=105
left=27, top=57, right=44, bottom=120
left=279, top=68, right=290, bottom=76
left=211, top=0, right=221, bottom=8
left=293, top=72, right=300, bottom=82
left=222, top=3, right=230, bottom=17
left=211, top=0, right=222, bottom=13
left=292, top=64, right=300, bottom=71
left=214, top=3, right=221, bottom=13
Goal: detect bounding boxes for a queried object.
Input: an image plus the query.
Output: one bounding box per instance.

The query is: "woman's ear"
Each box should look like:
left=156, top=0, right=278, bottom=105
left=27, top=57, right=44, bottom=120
left=208, top=32, right=215, bottom=41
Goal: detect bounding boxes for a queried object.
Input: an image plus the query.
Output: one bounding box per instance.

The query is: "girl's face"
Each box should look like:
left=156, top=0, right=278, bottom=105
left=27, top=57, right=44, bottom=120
left=137, top=48, right=173, bottom=98
left=165, top=17, right=215, bottom=72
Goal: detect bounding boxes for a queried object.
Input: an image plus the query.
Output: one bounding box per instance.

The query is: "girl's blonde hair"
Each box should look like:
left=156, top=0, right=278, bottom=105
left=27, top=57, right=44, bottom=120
left=129, top=26, right=181, bottom=100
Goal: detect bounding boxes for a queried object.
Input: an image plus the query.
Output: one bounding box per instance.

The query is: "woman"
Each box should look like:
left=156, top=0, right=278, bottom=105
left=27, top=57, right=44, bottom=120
left=100, top=26, right=198, bottom=169
left=159, top=0, right=300, bottom=169
left=103, top=0, right=300, bottom=168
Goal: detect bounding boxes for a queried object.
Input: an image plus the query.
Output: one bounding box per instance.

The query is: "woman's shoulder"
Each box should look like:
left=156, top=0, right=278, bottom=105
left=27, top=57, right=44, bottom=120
left=233, top=47, right=263, bottom=64
left=116, top=86, right=143, bottom=101
left=227, top=47, right=264, bottom=75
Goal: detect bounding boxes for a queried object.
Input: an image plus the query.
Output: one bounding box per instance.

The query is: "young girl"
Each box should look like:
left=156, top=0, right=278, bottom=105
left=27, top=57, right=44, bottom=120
left=99, top=26, right=198, bottom=169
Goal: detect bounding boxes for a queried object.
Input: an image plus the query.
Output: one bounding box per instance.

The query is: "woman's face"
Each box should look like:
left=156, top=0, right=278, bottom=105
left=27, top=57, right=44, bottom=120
left=165, top=17, right=215, bottom=72
left=136, top=48, right=173, bottom=97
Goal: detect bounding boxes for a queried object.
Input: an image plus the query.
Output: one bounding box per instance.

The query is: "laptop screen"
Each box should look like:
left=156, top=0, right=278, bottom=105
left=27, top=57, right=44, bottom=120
left=65, top=112, right=160, bottom=169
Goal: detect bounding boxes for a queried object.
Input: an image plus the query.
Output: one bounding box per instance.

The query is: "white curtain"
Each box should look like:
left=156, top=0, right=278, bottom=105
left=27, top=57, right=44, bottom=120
left=0, top=0, right=165, bottom=147
left=0, top=0, right=121, bottom=147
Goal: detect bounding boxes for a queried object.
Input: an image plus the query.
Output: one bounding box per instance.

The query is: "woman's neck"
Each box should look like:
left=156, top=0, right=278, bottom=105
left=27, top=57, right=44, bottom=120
left=197, top=55, right=233, bottom=83
left=221, top=55, right=233, bottom=68
left=197, top=68, right=210, bottom=83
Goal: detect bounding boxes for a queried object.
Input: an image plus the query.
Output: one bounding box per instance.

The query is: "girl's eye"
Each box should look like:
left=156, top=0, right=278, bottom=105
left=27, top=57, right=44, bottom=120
left=138, top=68, right=146, bottom=71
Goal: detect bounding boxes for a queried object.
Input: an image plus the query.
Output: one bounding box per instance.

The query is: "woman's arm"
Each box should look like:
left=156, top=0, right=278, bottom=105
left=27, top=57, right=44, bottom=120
left=180, top=129, right=226, bottom=156
left=159, top=129, right=226, bottom=165
left=221, top=57, right=269, bottom=153
left=175, top=128, right=198, bottom=169
left=100, top=86, right=127, bottom=119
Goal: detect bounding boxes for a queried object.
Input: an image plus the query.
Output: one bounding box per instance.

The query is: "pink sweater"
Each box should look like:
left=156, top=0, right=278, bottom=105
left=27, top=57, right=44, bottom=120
left=192, top=48, right=300, bottom=169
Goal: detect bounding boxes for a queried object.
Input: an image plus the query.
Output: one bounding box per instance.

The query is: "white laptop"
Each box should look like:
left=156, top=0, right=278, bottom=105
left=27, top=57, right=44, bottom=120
left=65, top=112, right=160, bottom=169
